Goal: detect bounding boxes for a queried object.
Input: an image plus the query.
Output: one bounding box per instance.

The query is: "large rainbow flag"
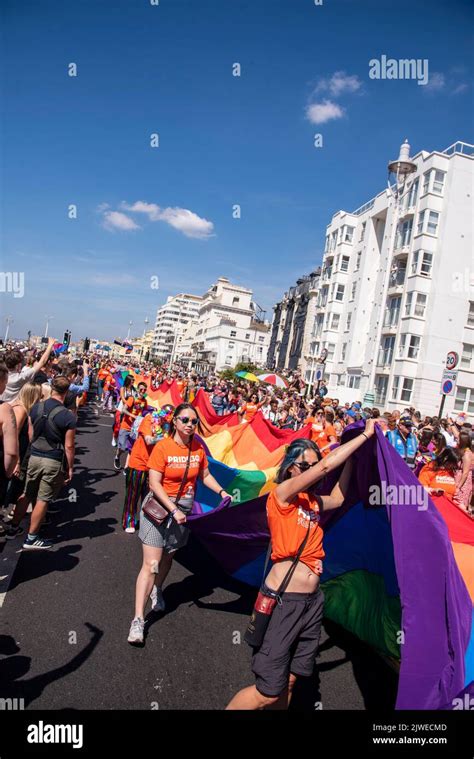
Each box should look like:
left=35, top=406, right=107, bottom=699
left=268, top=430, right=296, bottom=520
left=187, top=421, right=474, bottom=710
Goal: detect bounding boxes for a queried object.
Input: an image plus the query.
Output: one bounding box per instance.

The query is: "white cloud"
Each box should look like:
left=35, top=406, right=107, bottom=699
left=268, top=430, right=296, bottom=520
left=122, top=201, right=215, bottom=239
left=452, top=82, right=469, bottom=95
left=102, top=211, right=140, bottom=231
left=306, top=100, right=344, bottom=124
left=315, top=71, right=363, bottom=97
left=425, top=72, right=446, bottom=92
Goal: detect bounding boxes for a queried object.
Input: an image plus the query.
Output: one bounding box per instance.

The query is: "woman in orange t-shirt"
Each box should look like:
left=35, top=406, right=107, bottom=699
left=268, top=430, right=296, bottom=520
left=305, top=409, right=338, bottom=456
left=418, top=447, right=460, bottom=502
left=128, top=403, right=232, bottom=645
left=227, top=418, right=381, bottom=710
left=239, top=392, right=265, bottom=423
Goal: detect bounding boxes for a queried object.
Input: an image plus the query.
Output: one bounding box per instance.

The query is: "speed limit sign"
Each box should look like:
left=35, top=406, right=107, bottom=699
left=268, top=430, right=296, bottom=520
left=446, top=351, right=459, bottom=370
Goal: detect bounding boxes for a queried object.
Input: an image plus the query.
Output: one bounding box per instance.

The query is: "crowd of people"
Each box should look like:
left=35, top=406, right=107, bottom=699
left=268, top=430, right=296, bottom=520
left=0, top=338, right=472, bottom=709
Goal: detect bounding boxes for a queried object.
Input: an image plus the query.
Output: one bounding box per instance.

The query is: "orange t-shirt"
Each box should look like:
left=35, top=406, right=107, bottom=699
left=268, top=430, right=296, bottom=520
left=128, top=415, right=156, bottom=471
left=419, top=464, right=456, bottom=498
left=266, top=489, right=325, bottom=574
left=98, top=368, right=109, bottom=381
left=306, top=418, right=337, bottom=456
left=242, top=402, right=259, bottom=422
left=176, top=380, right=186, bottom=396
left=147, top=436, right=208, bottom=498
left=120, top=396, right=147, bottom=431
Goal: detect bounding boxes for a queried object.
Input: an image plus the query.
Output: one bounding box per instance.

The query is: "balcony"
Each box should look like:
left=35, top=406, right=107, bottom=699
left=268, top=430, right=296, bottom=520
left=388, top=268, right=406, bottom=292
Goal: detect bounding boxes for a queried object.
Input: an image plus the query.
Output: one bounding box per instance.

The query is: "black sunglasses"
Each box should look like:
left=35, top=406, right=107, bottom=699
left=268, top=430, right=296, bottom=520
left=177, top=416, right=198, bottom=425
left=294, top=460, right=318, bottom=472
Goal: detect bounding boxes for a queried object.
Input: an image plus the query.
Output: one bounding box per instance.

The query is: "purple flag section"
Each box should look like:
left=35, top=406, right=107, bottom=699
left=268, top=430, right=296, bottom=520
left=375, top=427, right=472, bottom=710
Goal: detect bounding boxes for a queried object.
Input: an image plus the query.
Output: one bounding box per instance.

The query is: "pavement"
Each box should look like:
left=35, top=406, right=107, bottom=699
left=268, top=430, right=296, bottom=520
left=0, top=401, right=398, bottom=711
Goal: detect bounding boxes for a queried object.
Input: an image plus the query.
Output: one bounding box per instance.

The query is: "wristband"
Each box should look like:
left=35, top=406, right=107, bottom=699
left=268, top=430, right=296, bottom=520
left=169, top=507, right=179, bottom=518
left=219, top=489, right=225, bottom=498
left=361, top=432, right=369, bottom=440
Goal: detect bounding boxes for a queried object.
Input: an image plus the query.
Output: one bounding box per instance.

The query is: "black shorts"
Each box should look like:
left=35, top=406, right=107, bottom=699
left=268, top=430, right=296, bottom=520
left=252, top=587, right=324, bottom=698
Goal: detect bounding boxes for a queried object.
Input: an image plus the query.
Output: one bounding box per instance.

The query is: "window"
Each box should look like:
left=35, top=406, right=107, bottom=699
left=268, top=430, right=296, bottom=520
left=432, top=170, right=445, bottom=195
left=404, top=292, right=413, bottom=317
left=384, top=296, right=401, bottom=327
left=348, top=374, right=361, bottom=389
left=420, top=252, right=433, bottom=276
left=360, top=222, right=366, bottom=242
left=407, top=335, right=421, bottom=360
left=461, top=343, right=473, bottom=370
left=232, top=297, right=240, bottom=306
left=228, top=342, right=235, bottom=348
left=401, top=378, right=414, bottom=403
left=335, top=284, right=345, bottom=301
left=258, top=336, right=265, bottom=343
left=396, top=218, right=413, bottom=248
left=341, top=342, right=347, bottom=361
left=416, top=210, right=425, bottom=235
left=427, top=211, right=439, bottom=235
left=346, top=312, right=352, bottom=331
left=406, top=177, right=419, bottom=208
left=454, top=387, right=467, bottom=412
left=374, top=375, right=388, bottom=404
left=344, top=226, right=354, bottom=243
left=341, top=255, right=350, bottom=272
left=378, top=335, right=395, bottom=366
left=330, top=313, right=340, bottom=330
left=245, top=333, right=250, bottom=339
left=355, top=251, right=362, bottom=271
left=468, top=301, right=474, bottom=327
left=414, top=293, right=427, bottom=318
left=411, top=250, right=433, bottom=277
left=454, top=387, right=474, bottom=414
left=351, top=282, right=357, bottom=300
left=331, top=232, right=337, bottom=251
left=326, top=343, right=336, bottom=360
left=339, top=373, right=346, bottom=386
left=391, top=375, right=400, bottom=400
left=230, top=330, right=237, bottom=338
left=422, top=171, right=430, bottom=194
left=398, top=334, right=407, bottom=357
left=325, top=235, right=330, bottom=253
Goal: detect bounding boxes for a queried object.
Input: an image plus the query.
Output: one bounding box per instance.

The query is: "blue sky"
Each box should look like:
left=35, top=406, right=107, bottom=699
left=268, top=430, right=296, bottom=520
left=1, top=0, right=473, bottom=342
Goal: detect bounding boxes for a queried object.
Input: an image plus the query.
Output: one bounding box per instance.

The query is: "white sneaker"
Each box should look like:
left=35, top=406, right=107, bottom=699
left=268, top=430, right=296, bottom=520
left=127, top=617, right=144, bottom=644
left=111, top=438, right=117, bottom=447
left=125, top=526, right=135, bottom=533
left=150, top=585, right=166, bottom=612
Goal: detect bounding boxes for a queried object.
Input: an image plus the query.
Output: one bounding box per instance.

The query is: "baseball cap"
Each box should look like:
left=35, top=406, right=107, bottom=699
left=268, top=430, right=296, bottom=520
left=400, top=416, right=414, bottom=427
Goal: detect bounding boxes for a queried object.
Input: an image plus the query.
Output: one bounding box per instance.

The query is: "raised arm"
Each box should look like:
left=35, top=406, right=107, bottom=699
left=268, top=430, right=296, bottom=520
left=33, top=337, right=55, bottom=373
left=1, top=403, right=19, bottom=477
left=276, top=419, right=380, bottom=505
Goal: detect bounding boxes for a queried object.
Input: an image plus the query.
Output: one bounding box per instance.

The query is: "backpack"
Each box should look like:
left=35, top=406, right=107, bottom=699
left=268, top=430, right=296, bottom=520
left=32, top=402, right=65, bottom=452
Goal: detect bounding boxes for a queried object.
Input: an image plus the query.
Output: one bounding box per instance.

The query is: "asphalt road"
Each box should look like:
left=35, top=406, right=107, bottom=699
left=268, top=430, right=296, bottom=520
left=0, top=402, right=398, bottom=711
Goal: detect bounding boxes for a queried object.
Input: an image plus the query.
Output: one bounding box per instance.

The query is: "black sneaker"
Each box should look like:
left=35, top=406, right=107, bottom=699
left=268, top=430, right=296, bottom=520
left=23, top=536, right=53, bottom=551
left=5, top=525, right=24, bottom=540
left=113, top=457, right=121, bottom=471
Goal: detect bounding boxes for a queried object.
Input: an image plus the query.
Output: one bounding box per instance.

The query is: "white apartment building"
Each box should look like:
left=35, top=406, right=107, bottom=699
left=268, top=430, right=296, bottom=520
left=151, top=293, right=202, bottom=361
left=179, top=277, right=271, bottom=372
left=305, top=139, right=474, bottom=416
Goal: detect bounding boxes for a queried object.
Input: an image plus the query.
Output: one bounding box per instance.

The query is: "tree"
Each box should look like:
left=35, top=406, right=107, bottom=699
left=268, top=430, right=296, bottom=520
left=219, top=368, right=235, bottom=381
left=234, top=361, right=258, bottom=374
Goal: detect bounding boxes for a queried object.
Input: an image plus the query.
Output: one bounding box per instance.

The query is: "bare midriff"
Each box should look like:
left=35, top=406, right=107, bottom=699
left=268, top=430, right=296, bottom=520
left=265, top=559, right=320, bottom=594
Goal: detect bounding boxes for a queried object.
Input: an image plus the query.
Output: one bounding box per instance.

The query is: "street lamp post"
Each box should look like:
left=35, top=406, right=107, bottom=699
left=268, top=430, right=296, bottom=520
left=4, top=316, right=13, bottom=343
left=364, top=139, right=417, bottom=406
left=44, top=315, right=53, bottom=338
left=126, top=321, right=133, bottom=341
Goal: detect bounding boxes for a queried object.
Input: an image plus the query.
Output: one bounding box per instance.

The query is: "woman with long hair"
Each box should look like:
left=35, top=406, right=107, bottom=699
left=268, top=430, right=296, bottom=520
left=127, top=403, right=232, bottom=644
left=4, top=383, right=43, bottom=533
left=454, top=431, right=473, bottom=514
left=418, top=447, right=461, bottom=501
left=226, top=418, right=380, bottom=710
